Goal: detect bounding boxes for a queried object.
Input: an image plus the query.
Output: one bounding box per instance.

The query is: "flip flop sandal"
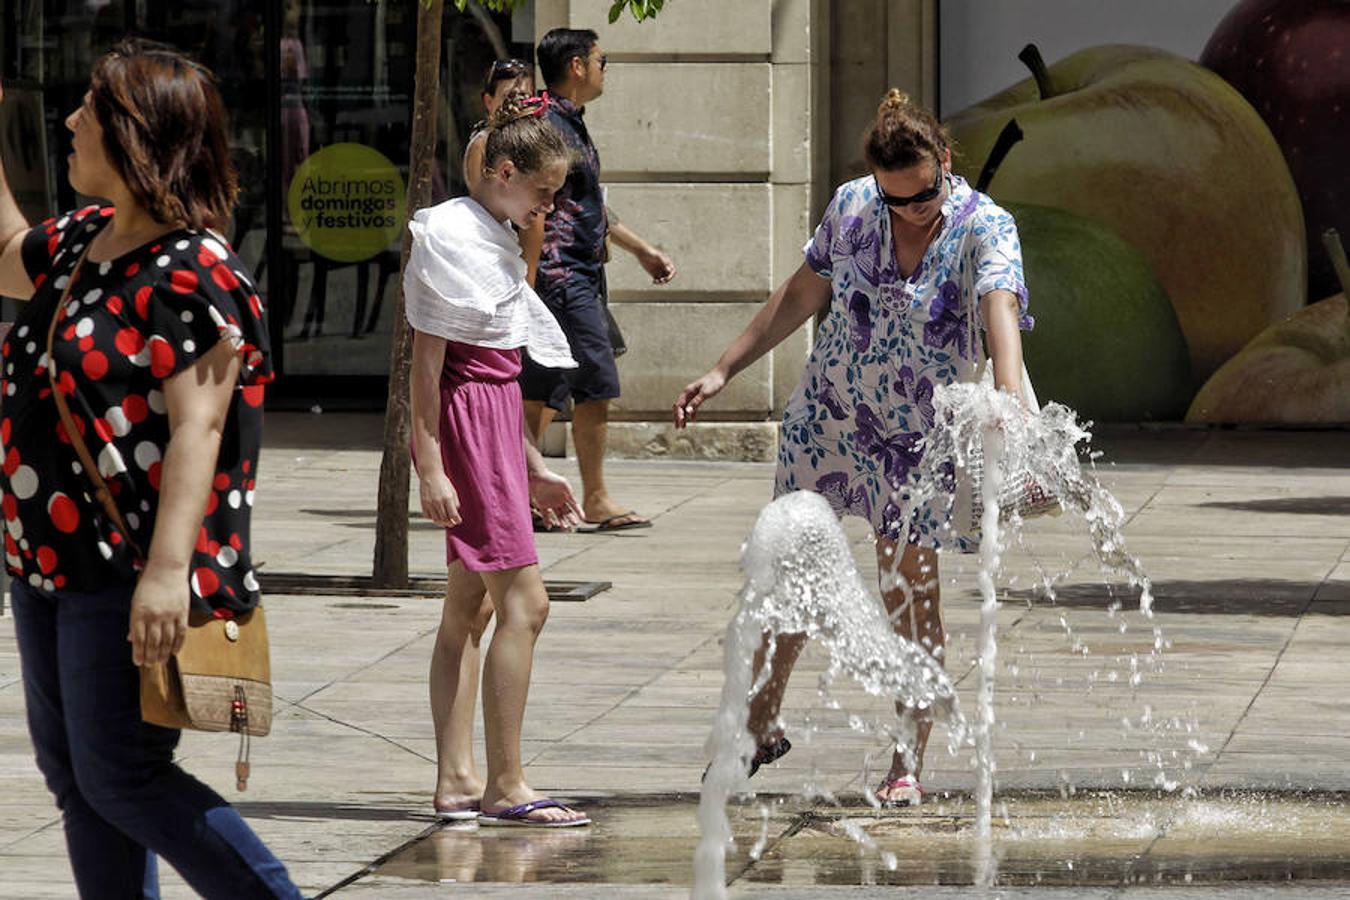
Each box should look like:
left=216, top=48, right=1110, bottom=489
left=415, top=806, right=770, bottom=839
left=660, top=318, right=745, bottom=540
left=477, top=798, right=591, bottom=828
left=434, top=800, right=481, bottom=821
left=702, top=735, right=793, bottom=782
left=876, top=776, right=923, bottom=808
left=578, top=511, right=653, bottom=533
left=748, top=735, right=793, bottom=778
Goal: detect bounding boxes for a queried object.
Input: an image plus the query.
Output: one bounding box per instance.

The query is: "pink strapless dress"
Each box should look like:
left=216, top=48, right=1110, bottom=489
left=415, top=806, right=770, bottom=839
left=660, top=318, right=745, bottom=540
left=435, top=341, right=536, bottom=571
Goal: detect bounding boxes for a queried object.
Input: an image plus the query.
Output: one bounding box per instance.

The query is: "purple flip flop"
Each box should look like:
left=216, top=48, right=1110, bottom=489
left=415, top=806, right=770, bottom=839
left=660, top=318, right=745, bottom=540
left=477, top=798, right=590, bottom=828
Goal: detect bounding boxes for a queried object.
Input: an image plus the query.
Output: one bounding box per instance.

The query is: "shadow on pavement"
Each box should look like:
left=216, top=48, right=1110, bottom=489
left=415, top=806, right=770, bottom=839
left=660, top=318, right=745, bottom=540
left=232, top=800, right=423, bottom=822
left=1009, top=579, right=1340, bottom=616
left=1195, top=496, right=1350, bottom=516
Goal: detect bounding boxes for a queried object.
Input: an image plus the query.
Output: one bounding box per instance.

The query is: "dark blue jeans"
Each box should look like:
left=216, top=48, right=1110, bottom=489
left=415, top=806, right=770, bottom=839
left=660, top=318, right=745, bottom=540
left=11, top=580, right=302, bottom=899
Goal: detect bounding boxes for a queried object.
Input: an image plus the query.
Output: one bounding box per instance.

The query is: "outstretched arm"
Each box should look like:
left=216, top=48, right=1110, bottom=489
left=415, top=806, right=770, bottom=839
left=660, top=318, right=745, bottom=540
left=980, top=289, right=1026, bottom=403
left=674, top=262, right=831, bottom=427
left=0, top=83, right=35, bottom=300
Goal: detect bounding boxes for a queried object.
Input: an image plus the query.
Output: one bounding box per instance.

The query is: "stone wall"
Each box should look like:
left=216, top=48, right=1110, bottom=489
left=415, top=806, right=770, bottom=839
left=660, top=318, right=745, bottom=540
left=533, top=0, right=830, bottom=461
left=829, top=0, right=939, bottom=186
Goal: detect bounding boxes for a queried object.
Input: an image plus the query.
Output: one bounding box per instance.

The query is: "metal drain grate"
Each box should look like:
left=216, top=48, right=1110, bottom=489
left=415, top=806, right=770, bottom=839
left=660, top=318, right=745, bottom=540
left=259, top=572, right=609, bottom=602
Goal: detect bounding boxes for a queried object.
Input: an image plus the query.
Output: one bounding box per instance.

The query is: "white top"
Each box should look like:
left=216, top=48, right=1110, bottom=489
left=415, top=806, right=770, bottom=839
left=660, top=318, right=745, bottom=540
left=403, top=198, right=576, bottom=369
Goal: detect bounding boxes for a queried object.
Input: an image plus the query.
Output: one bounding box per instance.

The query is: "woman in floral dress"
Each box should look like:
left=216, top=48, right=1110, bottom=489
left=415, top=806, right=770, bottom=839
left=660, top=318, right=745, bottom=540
left=675, top=89, right=1032, bottom=806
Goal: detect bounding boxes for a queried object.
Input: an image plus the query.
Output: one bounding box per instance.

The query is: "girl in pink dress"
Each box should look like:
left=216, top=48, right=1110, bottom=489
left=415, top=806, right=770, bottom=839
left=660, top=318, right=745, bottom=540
left=406, top=93, right=590, bottom=827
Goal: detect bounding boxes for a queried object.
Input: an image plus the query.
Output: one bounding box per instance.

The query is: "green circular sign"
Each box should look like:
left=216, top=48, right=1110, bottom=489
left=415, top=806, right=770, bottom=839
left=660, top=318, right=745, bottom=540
left=287, top=143, right=406, bottom=262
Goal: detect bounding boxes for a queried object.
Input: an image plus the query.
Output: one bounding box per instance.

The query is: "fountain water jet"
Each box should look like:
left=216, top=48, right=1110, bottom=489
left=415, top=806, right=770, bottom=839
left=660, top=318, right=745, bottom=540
left=693, top=491, right=964, bottom=899
left=695, top=385, right=1163, bottom=895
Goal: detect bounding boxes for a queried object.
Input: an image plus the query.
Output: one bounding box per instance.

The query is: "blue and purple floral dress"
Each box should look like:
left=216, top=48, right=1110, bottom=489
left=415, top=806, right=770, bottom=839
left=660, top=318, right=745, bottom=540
left=774, top=173, right=1032, bottom=548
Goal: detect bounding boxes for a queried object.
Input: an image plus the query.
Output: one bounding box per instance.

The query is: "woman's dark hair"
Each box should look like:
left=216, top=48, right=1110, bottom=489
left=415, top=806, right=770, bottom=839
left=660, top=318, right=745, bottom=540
left=482, top=58, right=530, bottom=96
left=483, top=91, right=571, bottom=175
left=535, top=28, right=598, bottom=90
left=864, top=88, right=951, bottom=171
left=88, top=39, right=238, bottom=232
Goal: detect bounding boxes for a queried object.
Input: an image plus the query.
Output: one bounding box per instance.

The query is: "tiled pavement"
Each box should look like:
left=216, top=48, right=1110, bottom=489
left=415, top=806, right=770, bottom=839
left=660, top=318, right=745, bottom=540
left=1, top=414, right=1347, bottom=897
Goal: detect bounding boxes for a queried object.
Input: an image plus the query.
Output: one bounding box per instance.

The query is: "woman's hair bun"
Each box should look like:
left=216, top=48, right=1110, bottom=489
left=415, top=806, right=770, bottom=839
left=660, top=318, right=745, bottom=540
left=880, top=88, right=910, bottom=112
left=863, top=87, right=951, bottom=172
left=488, top=90, right=537, bottom=130
left=481, top=89, right=570, bottom=176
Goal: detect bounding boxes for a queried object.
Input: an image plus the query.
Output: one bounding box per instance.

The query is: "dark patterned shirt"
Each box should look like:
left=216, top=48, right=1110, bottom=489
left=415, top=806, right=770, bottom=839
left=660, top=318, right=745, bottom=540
left=537, top=96, right=607, bottom=297
left=2, top=206, right=272, bottom=612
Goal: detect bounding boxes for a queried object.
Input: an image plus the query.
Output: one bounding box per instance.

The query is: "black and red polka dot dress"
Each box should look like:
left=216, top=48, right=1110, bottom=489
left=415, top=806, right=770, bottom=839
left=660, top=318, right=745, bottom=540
left=1, top=205, right=273, bottom=613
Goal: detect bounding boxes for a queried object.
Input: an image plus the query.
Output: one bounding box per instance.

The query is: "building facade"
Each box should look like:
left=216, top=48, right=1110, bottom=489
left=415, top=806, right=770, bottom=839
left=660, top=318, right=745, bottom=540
left=0, top=0, right=938, bottom=452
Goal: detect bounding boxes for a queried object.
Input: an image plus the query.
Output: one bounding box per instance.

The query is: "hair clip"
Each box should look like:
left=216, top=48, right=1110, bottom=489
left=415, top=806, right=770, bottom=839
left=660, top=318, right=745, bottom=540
left=520, top=91, right=550, bottom=118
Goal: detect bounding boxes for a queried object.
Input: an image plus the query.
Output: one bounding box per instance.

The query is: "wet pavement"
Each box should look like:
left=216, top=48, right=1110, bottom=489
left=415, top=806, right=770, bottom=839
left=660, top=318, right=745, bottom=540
left=0, top=415, right=1348, bottom=898
left=364, top=792, right=1350, bottom=891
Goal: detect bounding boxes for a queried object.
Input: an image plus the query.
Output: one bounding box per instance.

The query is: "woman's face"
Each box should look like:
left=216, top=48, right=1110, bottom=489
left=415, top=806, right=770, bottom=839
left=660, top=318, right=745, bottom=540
left=875, top=153, right=949, bottom=228
left=483, top=74, right=534, bottom=117
left=492, top=157, right=566, bottom=230
left=64, top=92, right=120, bottom=199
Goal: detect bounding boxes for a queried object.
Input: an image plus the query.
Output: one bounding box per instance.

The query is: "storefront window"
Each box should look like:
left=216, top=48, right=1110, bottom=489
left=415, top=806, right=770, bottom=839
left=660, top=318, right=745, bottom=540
left=1, top=1, right=523, bottom=394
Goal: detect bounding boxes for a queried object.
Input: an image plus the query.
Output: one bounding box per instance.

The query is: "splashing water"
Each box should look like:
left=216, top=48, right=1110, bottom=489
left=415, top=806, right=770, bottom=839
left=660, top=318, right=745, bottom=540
left=692, top=491, right=965, bottom=900
left=694, top=382, right=1162, bottom=895
left=895, top=381, right=1156, bottom=886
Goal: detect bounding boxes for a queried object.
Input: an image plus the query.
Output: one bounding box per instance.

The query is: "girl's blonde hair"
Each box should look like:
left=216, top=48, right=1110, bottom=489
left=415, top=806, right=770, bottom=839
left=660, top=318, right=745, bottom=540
left=482, top=91, right=571, bottom=175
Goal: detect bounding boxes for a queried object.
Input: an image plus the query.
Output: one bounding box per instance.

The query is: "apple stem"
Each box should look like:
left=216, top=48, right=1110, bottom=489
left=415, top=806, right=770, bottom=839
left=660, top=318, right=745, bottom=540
left=1322, top=229, right=1350, bottom=302
left=1018, top=44, right=1056, bottom=100
left=975, top=120, right=1024, bottom=194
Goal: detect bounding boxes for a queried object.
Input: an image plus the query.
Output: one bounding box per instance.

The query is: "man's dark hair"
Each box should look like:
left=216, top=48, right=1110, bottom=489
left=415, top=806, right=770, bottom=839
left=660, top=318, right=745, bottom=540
left=536, top=28, right=598, bottom=90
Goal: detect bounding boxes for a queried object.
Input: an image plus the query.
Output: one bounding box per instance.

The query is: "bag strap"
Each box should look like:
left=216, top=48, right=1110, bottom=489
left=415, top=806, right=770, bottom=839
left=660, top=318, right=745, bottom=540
left=44, top=246, right=146, bottom=560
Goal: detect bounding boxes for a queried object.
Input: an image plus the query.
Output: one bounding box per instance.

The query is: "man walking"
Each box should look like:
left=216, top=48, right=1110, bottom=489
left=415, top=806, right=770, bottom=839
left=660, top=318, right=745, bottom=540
left=521, top=27, right=676, bottom=532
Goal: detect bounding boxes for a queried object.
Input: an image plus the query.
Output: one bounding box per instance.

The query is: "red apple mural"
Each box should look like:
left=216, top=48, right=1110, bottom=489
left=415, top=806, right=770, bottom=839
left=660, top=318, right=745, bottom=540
left=1201, top=0, right=1350, bottom=303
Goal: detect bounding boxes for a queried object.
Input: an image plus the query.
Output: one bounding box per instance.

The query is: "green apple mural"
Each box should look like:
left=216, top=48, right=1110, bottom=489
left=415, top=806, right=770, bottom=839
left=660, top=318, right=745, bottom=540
left=1015, top=202, right=1191, bottom=421
left=947, top=44, right=1306, bottom=384
left=1188, top=231, right=1350, bottom=424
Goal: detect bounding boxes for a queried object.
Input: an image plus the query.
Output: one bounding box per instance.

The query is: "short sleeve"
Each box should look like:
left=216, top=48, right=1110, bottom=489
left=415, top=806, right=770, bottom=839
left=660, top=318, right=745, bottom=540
left=802, top=189, right=843, bottom=279
left=972, top=207, right=1033, bottom=331
left=144, top=234, right=273, bottom=386
left=20, top=206, right=107, bottom=288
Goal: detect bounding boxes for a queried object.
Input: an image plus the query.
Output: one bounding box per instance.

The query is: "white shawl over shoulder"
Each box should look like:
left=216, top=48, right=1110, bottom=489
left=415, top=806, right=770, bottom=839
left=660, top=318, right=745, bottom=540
left=403, top=198, right=576, bottom=369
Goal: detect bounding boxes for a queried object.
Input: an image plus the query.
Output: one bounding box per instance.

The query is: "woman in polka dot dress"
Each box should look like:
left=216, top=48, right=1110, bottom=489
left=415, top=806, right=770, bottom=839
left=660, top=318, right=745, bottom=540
left=0, top=42, right=301, bottom=898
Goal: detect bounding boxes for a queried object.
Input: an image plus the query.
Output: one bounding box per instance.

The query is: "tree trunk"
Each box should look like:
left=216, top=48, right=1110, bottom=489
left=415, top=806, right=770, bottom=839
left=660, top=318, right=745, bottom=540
left=372, top=0, right=444, bottom=589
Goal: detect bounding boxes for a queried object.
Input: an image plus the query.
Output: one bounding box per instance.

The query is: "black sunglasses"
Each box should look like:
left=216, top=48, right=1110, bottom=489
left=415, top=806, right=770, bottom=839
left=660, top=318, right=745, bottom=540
left=484, top=58, right=528, bottom=92
left=875, top=164, right=944, bottom=208
left=575, top=52, right=607, bottom=72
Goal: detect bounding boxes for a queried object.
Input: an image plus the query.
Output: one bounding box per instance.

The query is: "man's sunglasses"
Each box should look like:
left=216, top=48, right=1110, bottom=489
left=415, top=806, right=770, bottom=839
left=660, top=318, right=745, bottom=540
left=576, top=52, right=608, bottom=72
left=875, top=164, right=944, bottom=208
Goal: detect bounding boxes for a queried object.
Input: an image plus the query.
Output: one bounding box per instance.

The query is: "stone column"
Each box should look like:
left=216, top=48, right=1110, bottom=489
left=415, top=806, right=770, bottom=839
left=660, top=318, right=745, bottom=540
left=829, top=0, right=939, bottom=186
left=535, top=0, right=830, bottom=461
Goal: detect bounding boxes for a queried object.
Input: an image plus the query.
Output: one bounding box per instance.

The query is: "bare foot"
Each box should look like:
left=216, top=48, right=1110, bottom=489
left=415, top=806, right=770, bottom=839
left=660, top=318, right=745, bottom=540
left=434, top=776, right=485, bottom=815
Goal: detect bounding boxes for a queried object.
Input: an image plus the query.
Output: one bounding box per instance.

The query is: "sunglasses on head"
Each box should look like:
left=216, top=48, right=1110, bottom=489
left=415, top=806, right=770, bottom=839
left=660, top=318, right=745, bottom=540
left=485, top=58, right=528, bottom=91
left=875, top=163, right=944, bottom=208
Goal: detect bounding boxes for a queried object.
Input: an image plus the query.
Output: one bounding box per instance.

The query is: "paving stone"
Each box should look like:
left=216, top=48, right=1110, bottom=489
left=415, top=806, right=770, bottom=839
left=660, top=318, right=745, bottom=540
left=3, top=418, right=1349, bottom=896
